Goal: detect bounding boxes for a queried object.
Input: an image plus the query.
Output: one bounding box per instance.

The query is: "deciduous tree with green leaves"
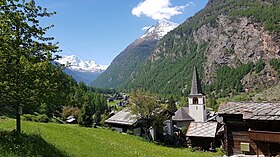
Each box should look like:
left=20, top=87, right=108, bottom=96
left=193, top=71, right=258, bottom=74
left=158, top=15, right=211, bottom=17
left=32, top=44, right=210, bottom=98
left=128, top=90, right=167, bottom=140
left=0, top=0, right=73, bottom=133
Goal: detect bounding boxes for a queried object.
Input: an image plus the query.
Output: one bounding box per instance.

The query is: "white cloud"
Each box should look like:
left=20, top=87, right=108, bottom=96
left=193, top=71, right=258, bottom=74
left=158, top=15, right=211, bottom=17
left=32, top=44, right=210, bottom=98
left=132, top=0, right=194, bottom=20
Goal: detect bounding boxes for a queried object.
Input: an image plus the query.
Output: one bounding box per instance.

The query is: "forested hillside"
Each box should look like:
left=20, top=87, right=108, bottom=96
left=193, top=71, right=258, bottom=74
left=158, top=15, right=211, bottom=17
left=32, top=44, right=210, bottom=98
left=92, top=38, right=157, bottom=88
left=96, top=0, right=280, bottom=98
left=91, top=20, right=178, bottom=89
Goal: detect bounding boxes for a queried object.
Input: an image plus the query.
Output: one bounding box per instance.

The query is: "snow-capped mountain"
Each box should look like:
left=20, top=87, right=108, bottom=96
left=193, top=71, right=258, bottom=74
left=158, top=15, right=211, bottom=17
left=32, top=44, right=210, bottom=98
left=91, top=19, right=179, bottom=88
left=140, top=19, right=179, bottom=40
left=56, top=55, right=108, bottom=84
left=56, top=55, right=108, bottom=73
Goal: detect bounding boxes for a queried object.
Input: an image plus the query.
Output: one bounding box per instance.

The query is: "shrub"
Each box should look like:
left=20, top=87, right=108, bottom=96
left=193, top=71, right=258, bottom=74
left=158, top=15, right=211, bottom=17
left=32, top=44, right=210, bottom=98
left=62, top=106, right=81, bottom=119
left=255, top=59, right=265, bottom=73
left=99, top=114, right=109, bottom=127
left=93, top=111, right=101, bottom=125
left=216, top=147, right=226, bottom=156
left=22, top=114, right=34, bottom=121
left=22, top=114, right=49, bottom=123
left=126, top=130, right=134, bottom=135
left=36, top=114, right=49, bottom=123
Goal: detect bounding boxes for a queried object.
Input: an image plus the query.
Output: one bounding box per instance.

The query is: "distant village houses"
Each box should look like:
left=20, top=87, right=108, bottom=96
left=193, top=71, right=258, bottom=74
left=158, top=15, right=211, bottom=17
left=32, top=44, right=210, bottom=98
left=105, top=67, right=222, bottom=150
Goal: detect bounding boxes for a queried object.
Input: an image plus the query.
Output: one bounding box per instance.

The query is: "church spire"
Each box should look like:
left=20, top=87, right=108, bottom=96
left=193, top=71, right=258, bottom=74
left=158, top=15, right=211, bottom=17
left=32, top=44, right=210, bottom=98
left=190, top=66, right=203, bottom=95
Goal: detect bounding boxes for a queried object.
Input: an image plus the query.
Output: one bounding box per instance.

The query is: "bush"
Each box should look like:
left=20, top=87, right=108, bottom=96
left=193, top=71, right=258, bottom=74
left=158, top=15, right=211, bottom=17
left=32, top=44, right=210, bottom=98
left=22, top=114, right=34, bottom=121
left=126, top=130, right=134, bottom=135
left=22, top=114, right=49, bottom=123
left=99, top=114, right=109, bottom=127
left=36, top=114, right=49, bottom=123
left=62, top=106, right=81, bottom=119
left=216, top=147, right=225, bottom=156
left=93, top=111, right=101, bottom=125
left=190, top=147, right=202, bottom=152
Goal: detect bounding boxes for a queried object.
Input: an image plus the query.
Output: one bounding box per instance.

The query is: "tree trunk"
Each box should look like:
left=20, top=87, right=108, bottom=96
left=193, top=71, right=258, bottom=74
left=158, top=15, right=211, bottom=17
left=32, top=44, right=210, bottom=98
left=16, top=104, right=21, bottom=133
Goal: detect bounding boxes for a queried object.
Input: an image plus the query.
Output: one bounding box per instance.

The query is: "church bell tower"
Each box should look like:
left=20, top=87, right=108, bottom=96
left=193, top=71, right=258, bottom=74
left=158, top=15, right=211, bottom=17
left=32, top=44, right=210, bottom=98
left=188, top=66, right=207, bottom=122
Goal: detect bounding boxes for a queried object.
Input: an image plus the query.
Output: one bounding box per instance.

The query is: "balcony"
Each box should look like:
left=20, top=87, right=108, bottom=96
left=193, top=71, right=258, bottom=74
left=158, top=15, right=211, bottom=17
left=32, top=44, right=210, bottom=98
left=249, top=129, right=280, bottom=143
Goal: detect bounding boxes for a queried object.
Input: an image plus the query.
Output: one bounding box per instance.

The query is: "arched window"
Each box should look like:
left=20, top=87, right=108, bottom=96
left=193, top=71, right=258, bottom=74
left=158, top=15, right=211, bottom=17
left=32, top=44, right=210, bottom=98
left=193, top=97, right=198, bottom=104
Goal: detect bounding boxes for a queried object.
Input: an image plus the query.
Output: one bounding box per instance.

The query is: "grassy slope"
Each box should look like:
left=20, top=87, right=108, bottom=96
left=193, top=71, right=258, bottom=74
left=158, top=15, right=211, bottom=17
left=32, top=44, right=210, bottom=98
left=0, top=119, right=218, bottom=157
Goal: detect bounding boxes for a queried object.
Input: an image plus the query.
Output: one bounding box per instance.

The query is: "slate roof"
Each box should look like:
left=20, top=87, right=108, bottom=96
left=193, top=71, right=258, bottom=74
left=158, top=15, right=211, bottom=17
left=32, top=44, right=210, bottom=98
left=172, top=107, right=193, bottom=121
left=190, top=66, right=203, bottom=95
left=105, top=108, right=139, bottom=126
left=218, top=102, right=280, bottom=120
left=186, top=122, right=218, bottom=138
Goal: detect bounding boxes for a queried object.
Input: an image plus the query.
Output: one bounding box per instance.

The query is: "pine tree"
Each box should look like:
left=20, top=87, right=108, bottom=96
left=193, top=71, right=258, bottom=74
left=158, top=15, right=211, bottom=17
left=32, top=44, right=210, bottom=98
left=78, top=103, right=94, bottom=127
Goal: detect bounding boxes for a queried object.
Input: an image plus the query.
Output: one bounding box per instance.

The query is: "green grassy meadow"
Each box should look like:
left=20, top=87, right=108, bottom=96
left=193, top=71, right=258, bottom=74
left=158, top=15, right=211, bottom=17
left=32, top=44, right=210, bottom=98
left=0, top=118, right=219, bottom=157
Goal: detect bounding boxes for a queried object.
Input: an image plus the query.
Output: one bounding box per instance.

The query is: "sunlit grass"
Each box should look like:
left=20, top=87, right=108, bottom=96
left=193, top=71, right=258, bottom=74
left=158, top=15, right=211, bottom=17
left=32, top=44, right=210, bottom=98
left=0, top=118, right=219, bottom=157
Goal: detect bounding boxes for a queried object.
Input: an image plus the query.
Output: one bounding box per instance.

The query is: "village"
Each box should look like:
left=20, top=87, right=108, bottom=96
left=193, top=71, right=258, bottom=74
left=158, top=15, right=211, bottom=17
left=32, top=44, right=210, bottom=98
left=103, top=67, right=280, bottom=157
left=1, top=0, right=280, bottom=157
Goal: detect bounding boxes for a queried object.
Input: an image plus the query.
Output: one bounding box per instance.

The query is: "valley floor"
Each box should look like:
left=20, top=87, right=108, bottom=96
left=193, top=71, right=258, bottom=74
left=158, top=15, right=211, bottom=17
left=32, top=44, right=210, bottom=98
left=0, top=118, right=220, bottom=157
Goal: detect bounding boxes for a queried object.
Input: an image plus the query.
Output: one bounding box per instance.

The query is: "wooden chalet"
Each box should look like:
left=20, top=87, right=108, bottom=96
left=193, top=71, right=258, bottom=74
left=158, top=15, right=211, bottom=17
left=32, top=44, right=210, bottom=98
left=218, top=102, right=280, bottom=156
left=105, top=108, right=142, bottom=136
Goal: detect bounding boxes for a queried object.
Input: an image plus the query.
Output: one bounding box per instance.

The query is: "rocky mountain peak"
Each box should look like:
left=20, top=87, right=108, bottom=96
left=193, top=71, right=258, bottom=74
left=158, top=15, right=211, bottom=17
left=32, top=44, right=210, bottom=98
left=56, top=55, right=108, bottom=73
left=140, top=19, right=178, bottom=40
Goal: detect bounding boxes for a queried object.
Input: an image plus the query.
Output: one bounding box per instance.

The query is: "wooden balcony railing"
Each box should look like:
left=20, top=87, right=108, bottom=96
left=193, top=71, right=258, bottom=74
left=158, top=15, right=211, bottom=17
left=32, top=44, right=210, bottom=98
left=249, top=129, right=280, bottom=143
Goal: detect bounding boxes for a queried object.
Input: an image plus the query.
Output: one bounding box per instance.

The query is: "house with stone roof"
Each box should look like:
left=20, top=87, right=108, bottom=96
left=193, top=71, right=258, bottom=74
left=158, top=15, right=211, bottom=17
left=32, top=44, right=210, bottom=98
left=105, top=108, right=142, bottom=136
left=218, top=102, right=280, bottom=156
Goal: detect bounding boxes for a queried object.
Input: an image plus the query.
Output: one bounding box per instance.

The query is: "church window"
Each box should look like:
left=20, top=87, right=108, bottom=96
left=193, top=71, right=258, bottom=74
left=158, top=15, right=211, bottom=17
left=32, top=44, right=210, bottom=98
left=203, top=97, right=205, bottom=104
left=193, top=97, right=198, bottom=104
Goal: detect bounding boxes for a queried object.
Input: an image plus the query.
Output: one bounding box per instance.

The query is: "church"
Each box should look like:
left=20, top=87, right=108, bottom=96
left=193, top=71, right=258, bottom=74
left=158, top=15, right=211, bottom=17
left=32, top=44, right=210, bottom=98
left=172, top=66, right=221, bottom=150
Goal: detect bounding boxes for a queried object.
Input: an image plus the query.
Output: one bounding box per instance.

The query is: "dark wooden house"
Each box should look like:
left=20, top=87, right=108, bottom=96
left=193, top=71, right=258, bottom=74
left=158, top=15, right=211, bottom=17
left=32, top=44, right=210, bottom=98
left=218, top=102, right=280, bottom=156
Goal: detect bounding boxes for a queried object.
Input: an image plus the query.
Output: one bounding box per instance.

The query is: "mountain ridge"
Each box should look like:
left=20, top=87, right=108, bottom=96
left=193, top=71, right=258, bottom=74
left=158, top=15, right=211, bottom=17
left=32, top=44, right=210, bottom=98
left=56, top=55, right=108, bottom=73
left=91, top=19, right=178, bottom=88
left=93, top=0, right=280, bottom=98
left=56, top=55, right=108, bottom=84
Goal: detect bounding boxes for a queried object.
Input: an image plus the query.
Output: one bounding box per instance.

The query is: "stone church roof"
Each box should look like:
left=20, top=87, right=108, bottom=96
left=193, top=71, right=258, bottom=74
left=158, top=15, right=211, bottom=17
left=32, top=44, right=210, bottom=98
left=172, top=107, right=193, bottom=121
left=190, top=66, right=203, bottom=95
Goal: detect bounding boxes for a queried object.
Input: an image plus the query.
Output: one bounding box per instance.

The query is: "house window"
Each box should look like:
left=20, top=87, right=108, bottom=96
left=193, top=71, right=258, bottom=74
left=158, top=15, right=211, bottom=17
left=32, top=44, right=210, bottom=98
left=196, top=106, right=198, bottom=110
left=193, top=97, right=198, bottom=104
left=203, top=105, right=205, bottom=110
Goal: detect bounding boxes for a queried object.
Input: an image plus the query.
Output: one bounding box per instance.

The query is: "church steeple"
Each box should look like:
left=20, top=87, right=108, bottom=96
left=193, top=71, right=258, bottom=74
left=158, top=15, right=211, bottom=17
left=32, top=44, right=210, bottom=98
left=190, top=66, right=203, bottom=95
left=188, top=66, right=207, bottom=122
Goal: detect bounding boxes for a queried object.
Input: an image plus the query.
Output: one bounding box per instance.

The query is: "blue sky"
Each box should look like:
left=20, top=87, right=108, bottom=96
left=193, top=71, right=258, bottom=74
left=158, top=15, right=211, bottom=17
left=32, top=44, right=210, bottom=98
left=38, top=0, right=208, bottom=65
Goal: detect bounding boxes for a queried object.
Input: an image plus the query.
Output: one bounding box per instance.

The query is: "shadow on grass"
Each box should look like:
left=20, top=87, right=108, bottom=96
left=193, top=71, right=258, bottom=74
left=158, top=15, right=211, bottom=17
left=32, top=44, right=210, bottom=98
left=0, top=130, right=69, bottom=157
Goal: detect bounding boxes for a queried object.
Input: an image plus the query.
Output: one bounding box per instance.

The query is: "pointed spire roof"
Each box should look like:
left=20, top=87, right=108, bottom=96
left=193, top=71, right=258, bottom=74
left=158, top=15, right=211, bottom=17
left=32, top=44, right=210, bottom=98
left=172, top=107, right=193, bottom=121
left=190, top=66, right=203, bottom=95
